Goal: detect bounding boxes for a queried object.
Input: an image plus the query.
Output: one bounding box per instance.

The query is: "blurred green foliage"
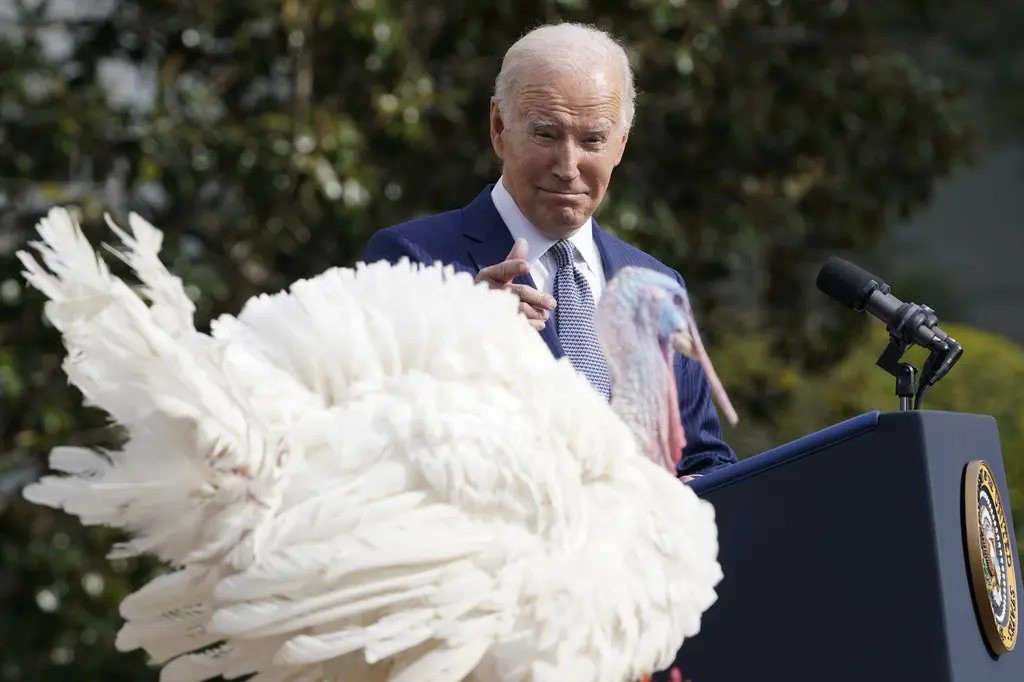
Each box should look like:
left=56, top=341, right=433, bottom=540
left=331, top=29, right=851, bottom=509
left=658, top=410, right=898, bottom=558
left=0, top=0, right=991, bottom=679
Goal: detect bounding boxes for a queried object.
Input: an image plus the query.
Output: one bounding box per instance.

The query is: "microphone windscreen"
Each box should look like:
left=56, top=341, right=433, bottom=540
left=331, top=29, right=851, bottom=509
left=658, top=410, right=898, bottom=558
left=816, top=256, right=888, bottom=310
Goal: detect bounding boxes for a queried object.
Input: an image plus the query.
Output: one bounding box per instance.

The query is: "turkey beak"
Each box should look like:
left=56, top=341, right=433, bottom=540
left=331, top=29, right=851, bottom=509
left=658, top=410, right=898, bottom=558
left=671, top=329, right=695, bottom=359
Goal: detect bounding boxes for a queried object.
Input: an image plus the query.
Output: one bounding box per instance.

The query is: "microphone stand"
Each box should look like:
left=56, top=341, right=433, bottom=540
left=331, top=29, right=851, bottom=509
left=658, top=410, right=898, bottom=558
left=873, top=303, right=963, bottom=412
left=876, top=336, right=918, bottom=411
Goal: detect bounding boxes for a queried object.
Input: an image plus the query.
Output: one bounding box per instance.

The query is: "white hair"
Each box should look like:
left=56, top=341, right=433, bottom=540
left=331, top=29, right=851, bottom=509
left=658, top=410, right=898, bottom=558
left=493, top=22, right=637, bottom=131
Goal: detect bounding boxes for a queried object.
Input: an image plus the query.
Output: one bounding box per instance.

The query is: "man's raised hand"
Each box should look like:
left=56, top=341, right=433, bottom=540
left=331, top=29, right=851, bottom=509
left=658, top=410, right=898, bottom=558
left=475, top=238, right=556, bottom=330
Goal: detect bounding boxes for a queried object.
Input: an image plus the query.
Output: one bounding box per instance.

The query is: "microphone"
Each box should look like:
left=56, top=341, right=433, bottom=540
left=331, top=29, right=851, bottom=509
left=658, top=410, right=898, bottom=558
left=816, top=256, right=962, bottom=391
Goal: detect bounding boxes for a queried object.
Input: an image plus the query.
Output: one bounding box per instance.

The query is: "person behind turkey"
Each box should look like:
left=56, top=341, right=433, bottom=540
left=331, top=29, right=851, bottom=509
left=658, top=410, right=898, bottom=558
left=364, top=22, right=737, bottom=480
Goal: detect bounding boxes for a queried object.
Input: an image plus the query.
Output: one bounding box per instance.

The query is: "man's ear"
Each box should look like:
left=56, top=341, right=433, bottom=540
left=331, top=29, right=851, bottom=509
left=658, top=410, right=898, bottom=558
left=613, top=129, right=629, bottom=166
left=490, top=99, right=507, bottom=160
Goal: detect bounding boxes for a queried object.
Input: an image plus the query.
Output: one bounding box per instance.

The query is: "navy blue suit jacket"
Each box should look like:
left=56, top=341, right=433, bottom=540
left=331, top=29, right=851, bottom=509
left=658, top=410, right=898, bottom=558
left=362, top=186, right=737, bottom=476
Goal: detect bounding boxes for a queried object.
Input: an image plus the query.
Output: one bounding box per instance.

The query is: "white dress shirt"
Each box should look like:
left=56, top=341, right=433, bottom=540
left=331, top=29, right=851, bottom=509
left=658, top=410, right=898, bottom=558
left=490, top=176, right=606, bottom=302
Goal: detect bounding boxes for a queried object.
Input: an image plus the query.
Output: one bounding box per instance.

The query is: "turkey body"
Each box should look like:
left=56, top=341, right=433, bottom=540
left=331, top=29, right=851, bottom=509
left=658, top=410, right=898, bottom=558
left=18, top=209, right=722, bottom=682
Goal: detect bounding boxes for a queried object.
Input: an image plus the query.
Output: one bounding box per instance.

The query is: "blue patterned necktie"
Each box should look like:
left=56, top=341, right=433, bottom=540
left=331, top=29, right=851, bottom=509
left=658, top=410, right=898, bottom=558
left=549, top=239, right=612, bottom=400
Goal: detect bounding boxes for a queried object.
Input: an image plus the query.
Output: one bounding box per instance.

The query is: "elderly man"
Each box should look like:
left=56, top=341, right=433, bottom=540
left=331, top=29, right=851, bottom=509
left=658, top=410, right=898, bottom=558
left=363, top=22, right=736, bottom=477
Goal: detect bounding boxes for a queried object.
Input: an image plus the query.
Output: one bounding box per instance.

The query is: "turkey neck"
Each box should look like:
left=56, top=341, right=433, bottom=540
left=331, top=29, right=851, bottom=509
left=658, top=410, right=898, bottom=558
left=606, top=332, right=684, bottom=473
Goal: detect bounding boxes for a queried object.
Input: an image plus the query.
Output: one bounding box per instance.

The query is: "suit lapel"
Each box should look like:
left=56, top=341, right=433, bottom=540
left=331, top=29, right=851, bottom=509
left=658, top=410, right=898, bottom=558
left=592, top=219, right=627, bottom=282
left=461, top=186, right=565, bottom=358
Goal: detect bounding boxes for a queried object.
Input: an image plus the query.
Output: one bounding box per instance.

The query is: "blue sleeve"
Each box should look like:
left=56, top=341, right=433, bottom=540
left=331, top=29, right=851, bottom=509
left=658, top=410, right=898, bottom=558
left=673, top=354, right=738, bottom=476
left=670, top=271, right=738, bottom=477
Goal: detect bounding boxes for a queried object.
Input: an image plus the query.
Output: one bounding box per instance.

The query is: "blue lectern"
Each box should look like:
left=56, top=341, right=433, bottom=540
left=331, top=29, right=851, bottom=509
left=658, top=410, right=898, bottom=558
left=662, top=410, right=1021, bottom=682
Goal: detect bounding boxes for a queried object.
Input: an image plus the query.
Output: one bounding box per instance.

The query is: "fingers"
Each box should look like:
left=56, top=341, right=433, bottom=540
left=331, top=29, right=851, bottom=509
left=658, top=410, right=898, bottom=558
left=506, top=237, right=528, bottom=262
left=475, top=238, right=532, bottom=287
left=519, top=301, right=547, bottom=320
left=472, top=238, right=559, bottom=332
left=476, top=258, right=529, bottom=286
left=509, top=283, right=556, bottom=312
left=513, top=285, right=554, bottom=331
left=520, top=301, right=548, bottom=330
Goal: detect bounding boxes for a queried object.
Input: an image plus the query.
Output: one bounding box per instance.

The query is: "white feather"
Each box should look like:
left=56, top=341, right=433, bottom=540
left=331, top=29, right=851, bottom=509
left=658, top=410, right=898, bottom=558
left=19, top=207, right=722, bottom=682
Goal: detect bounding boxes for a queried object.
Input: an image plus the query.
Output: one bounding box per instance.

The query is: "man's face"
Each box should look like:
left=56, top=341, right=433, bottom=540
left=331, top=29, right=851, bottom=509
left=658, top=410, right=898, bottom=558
left=490, top=64, right=629, bottom=240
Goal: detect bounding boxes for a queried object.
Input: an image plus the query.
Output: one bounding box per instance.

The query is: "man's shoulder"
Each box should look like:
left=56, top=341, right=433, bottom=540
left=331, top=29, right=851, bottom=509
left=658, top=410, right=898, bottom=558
left=597, top=227, right=687, bottom=285
left=362, top=190, right=495, bottom=270
left=363, top=205, right=472, bottom=265
left=381, top=206, right=466, bottom=243
left=366, top=185, right=502, bottom=265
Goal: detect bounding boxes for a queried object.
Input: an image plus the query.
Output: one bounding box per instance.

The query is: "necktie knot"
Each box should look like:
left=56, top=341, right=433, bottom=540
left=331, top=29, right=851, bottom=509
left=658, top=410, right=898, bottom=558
left=549, top=239, right=575, bottom=269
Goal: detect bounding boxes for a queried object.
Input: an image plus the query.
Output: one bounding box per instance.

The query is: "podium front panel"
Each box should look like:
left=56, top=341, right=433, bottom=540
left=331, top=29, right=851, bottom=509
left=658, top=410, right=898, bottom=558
left=669, top=411, right=1022, bottom=682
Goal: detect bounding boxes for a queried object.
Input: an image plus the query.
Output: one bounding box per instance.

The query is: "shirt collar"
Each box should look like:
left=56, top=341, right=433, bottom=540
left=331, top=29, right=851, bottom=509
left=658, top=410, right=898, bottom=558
left=490, top=176, right=598, bottom=269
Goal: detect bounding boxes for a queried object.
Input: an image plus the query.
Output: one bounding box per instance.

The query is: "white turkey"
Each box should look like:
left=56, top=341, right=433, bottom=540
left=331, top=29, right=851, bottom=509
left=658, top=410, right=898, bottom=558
left=18, top=207, right=729, bottom=682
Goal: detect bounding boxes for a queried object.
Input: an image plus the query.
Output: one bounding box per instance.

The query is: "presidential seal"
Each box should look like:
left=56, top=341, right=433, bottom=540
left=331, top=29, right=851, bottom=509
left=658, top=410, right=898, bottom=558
left=964, top=459, right=1018, bottom=654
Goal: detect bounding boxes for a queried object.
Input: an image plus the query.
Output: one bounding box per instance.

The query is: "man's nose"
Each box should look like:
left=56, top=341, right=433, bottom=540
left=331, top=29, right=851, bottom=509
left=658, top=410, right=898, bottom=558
left=551, top=141, right=582, bottom=181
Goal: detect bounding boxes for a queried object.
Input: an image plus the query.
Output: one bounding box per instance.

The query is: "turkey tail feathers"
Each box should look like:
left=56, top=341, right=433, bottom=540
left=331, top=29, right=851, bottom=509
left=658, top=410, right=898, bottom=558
left=19, top=207, right=288, bottom=569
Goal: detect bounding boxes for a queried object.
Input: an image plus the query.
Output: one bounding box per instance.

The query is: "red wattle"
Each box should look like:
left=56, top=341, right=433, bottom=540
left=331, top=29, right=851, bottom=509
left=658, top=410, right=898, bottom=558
left=664, top=352, right=685, bottom=469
